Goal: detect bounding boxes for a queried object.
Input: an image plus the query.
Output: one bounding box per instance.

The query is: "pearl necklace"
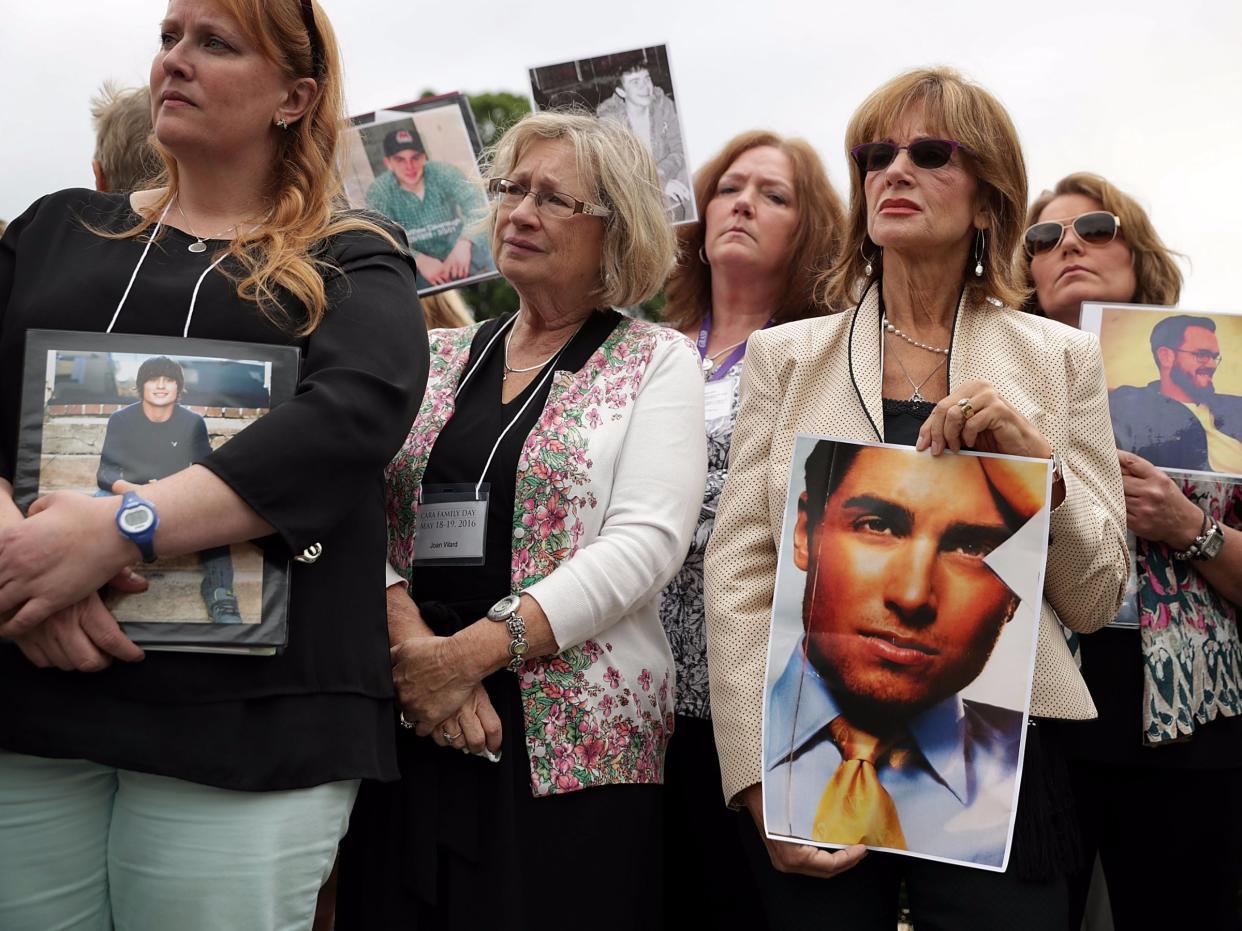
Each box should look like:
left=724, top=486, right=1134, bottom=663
left=882, top=316, right=949, bottom=355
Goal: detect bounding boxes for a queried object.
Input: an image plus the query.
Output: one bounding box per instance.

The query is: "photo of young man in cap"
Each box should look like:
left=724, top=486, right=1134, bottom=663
left=364, top=125, right=493, bottom=290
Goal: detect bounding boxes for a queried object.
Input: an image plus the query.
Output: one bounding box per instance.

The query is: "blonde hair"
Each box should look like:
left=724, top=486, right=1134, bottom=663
left=420, top=289, right=474, bottom=329
left=819, top=67, right=1029, bottom=311
left=663, top=130, right=845, bottom=330
left=110, top=0, right=398, bottom=335
left=483, top=111, right=677, bottom=307
left=1023, top=172, right=1183, bottom=311
left=90, top=82, right=161, bottom=193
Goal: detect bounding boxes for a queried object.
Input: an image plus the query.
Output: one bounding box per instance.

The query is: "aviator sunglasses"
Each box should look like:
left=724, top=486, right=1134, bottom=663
left=850, top=139, right=971, bottom=173
left=1023, top=211, right=1122, bottom=257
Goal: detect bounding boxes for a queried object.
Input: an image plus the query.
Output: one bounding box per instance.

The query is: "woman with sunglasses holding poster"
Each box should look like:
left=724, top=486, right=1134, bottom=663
left=1025, top=173, right=1242, bottom=930
left=705, top=69, right=1128, bottom=929
left=0, top=1, right=426, bottom=928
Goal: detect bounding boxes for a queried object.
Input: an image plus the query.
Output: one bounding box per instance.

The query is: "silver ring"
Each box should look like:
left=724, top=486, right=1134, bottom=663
left=399, top=712, right=415, bottom=730
left=442, top=729, right=462, bottom=742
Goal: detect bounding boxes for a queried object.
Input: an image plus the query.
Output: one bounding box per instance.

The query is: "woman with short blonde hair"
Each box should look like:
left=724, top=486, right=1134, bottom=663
left=336, top=110, right=706, bottom=929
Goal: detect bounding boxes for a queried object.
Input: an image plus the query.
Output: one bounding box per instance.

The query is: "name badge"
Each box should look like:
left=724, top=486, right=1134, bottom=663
left=414, top=483, right=489, bottom=566
left=704, top=380, right=734, bottom=424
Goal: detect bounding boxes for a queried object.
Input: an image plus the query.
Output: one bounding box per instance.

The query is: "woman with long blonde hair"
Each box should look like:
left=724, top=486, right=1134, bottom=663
left=0, top=2, right=426, bottom=928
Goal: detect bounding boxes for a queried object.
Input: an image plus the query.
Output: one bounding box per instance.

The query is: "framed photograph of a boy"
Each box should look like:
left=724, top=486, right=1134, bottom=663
left=13, top=330, right=299, bottom=649
left=340, top=92, right=499, bottom=297
left=528, top=44, right=697, bottom=225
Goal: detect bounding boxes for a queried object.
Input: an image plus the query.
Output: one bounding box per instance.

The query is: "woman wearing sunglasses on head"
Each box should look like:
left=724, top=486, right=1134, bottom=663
left=0, top=1, right=427, bottom=928
left=1025, top=172, right=1242, bottom=931
left=333, top=111, right=707, bottom=929
left=704, top=68, right=1128, bottom=929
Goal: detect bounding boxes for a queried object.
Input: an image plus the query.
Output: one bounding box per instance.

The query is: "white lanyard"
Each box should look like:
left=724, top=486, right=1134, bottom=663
left=451, top=314, right=580, bottom=498
left=104, top=199, right=229, bottom=337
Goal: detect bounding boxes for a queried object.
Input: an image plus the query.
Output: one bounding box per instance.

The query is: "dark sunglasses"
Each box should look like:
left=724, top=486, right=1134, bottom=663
left=850, top=139, right=970, bottom=173
left=1023, top=211, right=1121, bottom=256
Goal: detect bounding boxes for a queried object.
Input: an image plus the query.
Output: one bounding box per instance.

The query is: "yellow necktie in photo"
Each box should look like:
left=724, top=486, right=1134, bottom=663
left=811, top=715, right=907, bottom=849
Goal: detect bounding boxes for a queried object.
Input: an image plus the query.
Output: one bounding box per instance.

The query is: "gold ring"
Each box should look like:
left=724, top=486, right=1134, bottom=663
left=958, top=398, right=975, bottom=421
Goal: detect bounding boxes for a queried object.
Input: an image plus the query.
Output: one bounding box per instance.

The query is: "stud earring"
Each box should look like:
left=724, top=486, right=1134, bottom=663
left=275, top=118, right=290, bottom=131
left=973, top=229, right=985, bottom=278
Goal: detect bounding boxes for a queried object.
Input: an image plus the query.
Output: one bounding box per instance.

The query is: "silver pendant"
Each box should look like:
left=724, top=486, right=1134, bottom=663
left=188, top=241, right=207, bottom=254
left=909, top=388, right=925, bottom=403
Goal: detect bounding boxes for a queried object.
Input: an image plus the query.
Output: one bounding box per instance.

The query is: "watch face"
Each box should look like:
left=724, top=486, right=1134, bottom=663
left=120, top=505, right=155, bottom=533
left=1201, top=524, right=1226, bottom=559
left=487, top=594, right=522, bottom=621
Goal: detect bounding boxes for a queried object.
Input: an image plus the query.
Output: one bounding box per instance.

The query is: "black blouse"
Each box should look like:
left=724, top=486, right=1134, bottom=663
left=0, top=189, right=427, bottom=790
left=411, top=309, right=621, bottom=622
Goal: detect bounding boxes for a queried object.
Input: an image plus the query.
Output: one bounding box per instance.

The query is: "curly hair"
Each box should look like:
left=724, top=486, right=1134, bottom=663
left=104, top=0, right=399, bottom=335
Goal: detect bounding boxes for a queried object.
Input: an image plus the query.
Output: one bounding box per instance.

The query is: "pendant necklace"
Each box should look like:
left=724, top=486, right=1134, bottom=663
left=700, top=337, right=747, bottom=378
left=891, top=350, right=945, bottom=403
left=175, top=198, right=240, bottom=254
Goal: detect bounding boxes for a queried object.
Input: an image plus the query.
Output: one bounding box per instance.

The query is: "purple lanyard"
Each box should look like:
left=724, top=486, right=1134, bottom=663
left=696, top=312, right=773, bottom=382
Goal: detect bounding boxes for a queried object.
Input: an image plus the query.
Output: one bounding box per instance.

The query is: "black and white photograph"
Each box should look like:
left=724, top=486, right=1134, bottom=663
left=14, top=330, right=298, bottom=649
left=340, top=92, right=498, bottom=296
left=528, top=44, right=696, bottom=224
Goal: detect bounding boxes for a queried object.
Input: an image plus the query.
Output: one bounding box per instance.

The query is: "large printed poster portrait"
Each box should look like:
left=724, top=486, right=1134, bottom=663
left=763, top=436, right=1052, bottom=871
left=340, top=93, right=498, bottom=296
left=1082, top=302, right=1242, bottom=480
left=528, top=44, right=696, bottom=224
left=14, top=331, right=299, bottom=651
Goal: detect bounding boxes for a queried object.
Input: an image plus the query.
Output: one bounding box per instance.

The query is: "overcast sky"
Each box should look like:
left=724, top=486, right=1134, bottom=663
left=4, top=0, right=1240, bottom=308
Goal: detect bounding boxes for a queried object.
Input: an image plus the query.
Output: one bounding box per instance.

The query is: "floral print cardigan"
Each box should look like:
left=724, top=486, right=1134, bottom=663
left=386, top=316, right=707, bottom=797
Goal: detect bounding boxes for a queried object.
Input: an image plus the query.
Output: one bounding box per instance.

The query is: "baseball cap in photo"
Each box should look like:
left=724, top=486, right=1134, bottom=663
left=383, top=127, right=425, bottom=157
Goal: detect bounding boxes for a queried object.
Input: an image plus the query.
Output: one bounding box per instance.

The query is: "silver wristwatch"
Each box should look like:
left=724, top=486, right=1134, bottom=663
left=487, top=594, right=530, bottom=673
left=1173, top=514, right=1225, bottom=562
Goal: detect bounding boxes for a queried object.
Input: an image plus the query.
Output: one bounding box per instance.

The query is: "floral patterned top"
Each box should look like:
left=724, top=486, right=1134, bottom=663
left=658, top=363, right=743, bottom=718
left=1136, top=476, right=1242, bottom=745
left=386, top=315, right=707, bottom=796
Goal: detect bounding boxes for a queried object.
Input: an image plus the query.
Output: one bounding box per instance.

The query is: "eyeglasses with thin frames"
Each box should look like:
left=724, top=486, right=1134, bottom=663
left=487, top=179, right=611, bottom=219
left=1173, top=348, right=1222, bottom=365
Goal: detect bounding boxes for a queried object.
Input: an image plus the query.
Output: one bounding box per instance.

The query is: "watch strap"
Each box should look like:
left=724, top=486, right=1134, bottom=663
left=1172, top=513, right=1223, bottom=561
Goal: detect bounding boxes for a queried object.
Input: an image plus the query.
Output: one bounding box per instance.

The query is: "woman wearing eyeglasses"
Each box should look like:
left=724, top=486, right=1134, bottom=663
left=334, top=111, right=706, bottom=930
left=704, top=69, right=1128, bottom=929
left=1025, top=173, right=1242, bottom=931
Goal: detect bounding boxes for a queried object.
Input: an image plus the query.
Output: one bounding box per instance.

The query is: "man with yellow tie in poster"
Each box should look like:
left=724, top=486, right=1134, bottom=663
left=764, top=439, right=1047, bottom=868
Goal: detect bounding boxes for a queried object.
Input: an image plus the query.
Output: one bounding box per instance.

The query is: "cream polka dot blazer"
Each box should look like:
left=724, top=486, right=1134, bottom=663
left=704, top=286, right=1129, bottom=806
